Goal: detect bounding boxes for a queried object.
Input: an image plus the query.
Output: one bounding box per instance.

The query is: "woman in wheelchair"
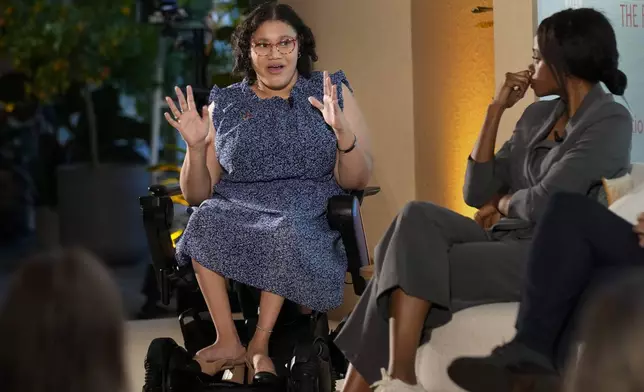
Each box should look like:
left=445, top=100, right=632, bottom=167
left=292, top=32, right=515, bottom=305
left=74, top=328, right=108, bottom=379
left=163, top=2, right=372, bottom=383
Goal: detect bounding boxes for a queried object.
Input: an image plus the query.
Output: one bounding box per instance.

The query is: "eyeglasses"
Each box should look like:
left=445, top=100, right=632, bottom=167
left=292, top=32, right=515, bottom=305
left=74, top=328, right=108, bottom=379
left=251, top=38, right=297, bottom=56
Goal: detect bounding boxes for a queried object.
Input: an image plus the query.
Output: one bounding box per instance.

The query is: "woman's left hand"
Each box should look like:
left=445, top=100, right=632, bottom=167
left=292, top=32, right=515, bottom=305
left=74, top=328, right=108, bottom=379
left=308, top=71, right=349, bottom=135
left=497, top=194, right=512, bottom=216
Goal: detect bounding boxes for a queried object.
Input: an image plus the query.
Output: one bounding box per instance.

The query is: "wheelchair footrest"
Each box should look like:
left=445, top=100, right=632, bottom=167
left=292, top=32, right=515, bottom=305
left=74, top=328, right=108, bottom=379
left=153, top=308, right=338, bottom=392
left=144, top=337, right=285, bottom=392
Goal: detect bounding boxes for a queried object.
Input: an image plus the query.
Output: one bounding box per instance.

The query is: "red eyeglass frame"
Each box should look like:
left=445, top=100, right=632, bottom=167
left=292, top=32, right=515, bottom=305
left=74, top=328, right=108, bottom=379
left=251, top=37, right=298, bottom=56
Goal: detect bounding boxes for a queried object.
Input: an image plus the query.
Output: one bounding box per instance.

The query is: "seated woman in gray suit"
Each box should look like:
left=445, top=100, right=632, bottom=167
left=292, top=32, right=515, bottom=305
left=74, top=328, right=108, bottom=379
left=335, top=7, right=633, bottom=392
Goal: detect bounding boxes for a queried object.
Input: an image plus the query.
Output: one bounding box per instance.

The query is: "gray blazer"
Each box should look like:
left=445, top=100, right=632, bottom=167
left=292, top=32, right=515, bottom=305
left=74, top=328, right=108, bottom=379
left=464, top=83, right=633, bottom=224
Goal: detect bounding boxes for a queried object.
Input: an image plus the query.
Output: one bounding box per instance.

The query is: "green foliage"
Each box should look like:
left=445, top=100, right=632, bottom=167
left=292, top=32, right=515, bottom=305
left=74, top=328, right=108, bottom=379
left=1, top=0, right=158, bottom=103
left=1, top=0, right=266, bottom=165
left=152, top=0, right=256, bottom=160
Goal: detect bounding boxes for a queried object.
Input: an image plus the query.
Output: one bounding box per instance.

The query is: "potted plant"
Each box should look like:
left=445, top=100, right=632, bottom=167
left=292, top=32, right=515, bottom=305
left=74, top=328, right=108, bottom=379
left=1, top=0, right=159, bottom=264
left=1, top=0, right=272, bottom=265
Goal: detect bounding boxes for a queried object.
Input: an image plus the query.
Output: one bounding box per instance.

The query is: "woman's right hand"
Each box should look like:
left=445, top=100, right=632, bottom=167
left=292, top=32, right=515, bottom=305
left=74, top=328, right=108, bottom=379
left=493, top=70, right=532, bottom=109
left=164, top=85, right=210, bottom=148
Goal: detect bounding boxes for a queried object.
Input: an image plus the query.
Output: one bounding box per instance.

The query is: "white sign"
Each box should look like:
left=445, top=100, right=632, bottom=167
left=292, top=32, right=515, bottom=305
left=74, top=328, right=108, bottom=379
left=565, top=0, right=584, bottom=8
left=538, top=0, right=644, bottom=162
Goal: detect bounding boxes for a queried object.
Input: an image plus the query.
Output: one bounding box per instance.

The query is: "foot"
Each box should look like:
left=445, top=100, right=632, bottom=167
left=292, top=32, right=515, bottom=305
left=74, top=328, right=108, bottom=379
left=246, top=345, right=276, bottom=376
left=195, top=340, right=246, bottom=364
left=246, top=325, right=277, bottom=376
left=447, top=340, right=559, bottom=392
left=371, top=369, right=428, bottom=392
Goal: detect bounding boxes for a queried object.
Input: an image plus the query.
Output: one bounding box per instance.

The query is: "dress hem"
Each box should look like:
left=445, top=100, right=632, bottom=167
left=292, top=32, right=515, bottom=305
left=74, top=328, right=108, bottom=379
left=176, top=243, right=343, bottom=313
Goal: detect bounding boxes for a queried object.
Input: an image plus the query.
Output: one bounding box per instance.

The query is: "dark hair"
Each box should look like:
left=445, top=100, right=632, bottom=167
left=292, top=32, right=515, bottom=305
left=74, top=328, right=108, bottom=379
left=564, top=271, right=644, bottom=392
left=0, top=248, right=126, bottom=392
left=231, top=2, right=318, bottom=82
left=537, top=8, right=627, bottom=96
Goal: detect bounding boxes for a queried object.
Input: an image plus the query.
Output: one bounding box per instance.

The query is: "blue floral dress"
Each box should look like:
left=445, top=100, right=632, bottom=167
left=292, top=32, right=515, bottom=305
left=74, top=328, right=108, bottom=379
left=175, top=70, right=352, bottom=312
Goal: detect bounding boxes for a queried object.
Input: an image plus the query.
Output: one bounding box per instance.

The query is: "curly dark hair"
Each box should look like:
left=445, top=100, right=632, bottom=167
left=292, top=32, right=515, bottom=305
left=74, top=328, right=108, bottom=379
left=537, top=8, right=627, bottom=97
left=231, top=2, right=318, bottom=82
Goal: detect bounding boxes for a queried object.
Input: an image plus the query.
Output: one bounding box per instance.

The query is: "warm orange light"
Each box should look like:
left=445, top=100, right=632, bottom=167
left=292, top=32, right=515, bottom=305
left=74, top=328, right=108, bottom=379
left=440, top=8, right=495, bottom=219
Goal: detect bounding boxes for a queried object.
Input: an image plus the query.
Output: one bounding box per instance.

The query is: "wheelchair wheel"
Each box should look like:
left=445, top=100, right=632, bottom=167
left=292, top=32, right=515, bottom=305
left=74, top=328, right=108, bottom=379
left=288, top=338, right=335, bottom=392
left=143, top=337, right=205, bottom=392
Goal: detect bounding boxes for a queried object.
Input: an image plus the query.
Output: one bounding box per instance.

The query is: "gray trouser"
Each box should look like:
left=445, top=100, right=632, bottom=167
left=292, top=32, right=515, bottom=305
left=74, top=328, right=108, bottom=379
left=333, top=201, right=532, bottom=384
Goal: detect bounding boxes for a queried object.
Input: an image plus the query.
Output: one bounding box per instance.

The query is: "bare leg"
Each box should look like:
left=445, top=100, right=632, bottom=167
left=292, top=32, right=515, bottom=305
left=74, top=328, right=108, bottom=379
left=247, top=290, right=285, bottom=375
left=192, top=259, right=246, bottom=363
left=341, top=364, right=372, bottom=392
left=388, top=288, right=431, bottom=384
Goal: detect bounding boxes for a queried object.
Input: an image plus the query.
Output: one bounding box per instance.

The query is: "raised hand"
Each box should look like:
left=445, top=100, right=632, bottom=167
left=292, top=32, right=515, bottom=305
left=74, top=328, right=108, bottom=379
left=308, top=71, right=348, bottom=134
left=494, top=70, right=533, bottom=109
left=164, top=85, right=210, bottom=148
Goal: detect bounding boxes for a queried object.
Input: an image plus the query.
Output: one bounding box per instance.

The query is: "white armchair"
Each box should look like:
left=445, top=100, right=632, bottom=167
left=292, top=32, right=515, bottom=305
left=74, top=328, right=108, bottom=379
left=415, top=162, right=644, bottom=392
left=630, top=162, right=644, bottom=185
left=415, top=303, right=519, bottom=391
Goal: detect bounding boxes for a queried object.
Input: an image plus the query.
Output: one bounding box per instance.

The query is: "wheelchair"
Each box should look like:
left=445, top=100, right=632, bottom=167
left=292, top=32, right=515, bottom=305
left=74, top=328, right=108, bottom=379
left=139, top=183, right=379, bottom=392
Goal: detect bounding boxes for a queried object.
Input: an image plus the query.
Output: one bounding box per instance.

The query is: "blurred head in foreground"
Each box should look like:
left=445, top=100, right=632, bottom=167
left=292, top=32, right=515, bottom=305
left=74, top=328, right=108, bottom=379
left=0, top=247, right=126, bottom=392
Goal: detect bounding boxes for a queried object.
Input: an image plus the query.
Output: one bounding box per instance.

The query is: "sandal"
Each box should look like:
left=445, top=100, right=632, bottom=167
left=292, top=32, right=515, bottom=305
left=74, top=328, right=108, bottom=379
left=193, top=349, right=247, bottom=377
left=246, top=326, right=279, bottom=384
left=246, top=352, right=278, bottom=384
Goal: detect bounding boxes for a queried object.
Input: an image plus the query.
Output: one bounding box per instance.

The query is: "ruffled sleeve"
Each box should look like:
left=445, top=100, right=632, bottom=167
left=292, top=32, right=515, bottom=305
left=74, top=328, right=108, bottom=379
left=329, top=70, right=353, bottom=110
left=208, top=85, right=220, bottom=106
left=306, top=70, right=354, bottom=110
left=207, top=85, right=222, bottom=128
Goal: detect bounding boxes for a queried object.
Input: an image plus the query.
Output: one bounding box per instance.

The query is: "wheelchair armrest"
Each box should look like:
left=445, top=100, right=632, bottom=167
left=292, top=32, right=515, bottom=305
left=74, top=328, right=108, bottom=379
left=363, top=186, right=381, bottom=198
left=142, top=182, right=380, bottom=302
left=349, top=186, right=381, bottom=204
left=148, top=183, right=183, bottom=197
left=328, top=189, right=378, bottom=296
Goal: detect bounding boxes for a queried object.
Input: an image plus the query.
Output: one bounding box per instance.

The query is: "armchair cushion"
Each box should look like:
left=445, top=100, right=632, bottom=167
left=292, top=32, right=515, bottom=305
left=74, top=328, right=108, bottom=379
left=602, top=173, right=633, bottom=206
left=601, top=162, right=644, bottom=207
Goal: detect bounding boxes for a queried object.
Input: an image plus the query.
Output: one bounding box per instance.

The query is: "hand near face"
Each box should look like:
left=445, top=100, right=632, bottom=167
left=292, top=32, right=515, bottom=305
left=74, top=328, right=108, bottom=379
left=308, top=71, right=349, bottom=135
left=494, top=70, right=533, bottom=109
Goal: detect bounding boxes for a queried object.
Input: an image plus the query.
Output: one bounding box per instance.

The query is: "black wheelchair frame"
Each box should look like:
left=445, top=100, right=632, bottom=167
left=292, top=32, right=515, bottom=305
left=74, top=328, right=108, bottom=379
left=139, top=184, right=379, bottom=392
